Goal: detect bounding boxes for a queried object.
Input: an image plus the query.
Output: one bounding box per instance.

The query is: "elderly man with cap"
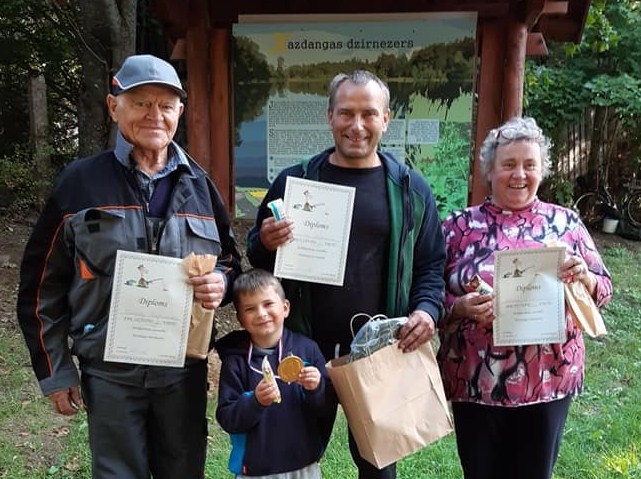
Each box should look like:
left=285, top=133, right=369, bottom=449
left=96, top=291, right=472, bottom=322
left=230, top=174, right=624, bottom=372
left=17, top=54, right=241, bottom=479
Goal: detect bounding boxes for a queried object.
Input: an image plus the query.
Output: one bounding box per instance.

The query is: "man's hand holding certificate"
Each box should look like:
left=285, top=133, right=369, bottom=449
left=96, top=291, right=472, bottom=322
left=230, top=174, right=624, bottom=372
left=105, top=250, right=194, bottom=367
left=273, top=177, right=355, bottom=286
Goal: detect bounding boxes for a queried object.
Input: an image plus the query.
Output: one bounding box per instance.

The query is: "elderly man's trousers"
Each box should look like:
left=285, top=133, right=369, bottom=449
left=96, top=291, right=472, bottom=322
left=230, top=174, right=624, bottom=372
left=81, top=361, right=208, bottom=479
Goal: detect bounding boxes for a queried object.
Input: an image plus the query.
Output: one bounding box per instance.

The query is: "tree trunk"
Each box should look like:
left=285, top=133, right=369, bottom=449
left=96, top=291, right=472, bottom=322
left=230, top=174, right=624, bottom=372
left=74, top=0, right=137, bottom=156
left=105, top=0, right=138, bottom=147
left=29, top=75, right=50, bottom=172
left=28, top=75, right=52, bottom=201
left=588, top=106, right=608, bottom=188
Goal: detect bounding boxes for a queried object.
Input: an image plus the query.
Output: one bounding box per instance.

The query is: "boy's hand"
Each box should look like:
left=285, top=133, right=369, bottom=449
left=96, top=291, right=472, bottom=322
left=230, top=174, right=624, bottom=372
left=255, top=378, right=280, bottom=406
left=297, top=366, right=321, bottom=391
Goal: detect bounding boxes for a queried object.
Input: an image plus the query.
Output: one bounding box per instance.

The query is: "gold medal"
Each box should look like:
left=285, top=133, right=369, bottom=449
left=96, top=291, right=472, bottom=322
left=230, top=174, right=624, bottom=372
left=277, top=355, right=304, bottom=383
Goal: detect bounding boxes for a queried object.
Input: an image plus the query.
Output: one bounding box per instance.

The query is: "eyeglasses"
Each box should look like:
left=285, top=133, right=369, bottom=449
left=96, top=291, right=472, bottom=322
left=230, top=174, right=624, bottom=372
left=492, top=124, right=543, bottom=141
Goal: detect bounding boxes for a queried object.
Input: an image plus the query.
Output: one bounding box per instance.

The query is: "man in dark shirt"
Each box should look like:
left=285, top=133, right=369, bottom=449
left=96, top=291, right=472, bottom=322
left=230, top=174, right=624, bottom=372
left=247, top=70, right=445, bottom=478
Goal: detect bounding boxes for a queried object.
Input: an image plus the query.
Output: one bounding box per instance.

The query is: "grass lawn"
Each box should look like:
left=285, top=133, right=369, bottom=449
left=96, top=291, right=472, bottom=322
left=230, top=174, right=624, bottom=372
left=1, top=243, right=639, bottom=478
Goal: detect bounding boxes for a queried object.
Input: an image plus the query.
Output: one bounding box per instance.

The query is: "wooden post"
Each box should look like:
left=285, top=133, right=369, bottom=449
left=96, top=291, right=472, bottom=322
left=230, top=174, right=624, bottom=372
left=502, top=21, right=528, bottom=120
left=471, top=21, right=504, bottom=205
left=209, top=27, right=234, bottom=213
left=185, top=0, right=211, bottom=173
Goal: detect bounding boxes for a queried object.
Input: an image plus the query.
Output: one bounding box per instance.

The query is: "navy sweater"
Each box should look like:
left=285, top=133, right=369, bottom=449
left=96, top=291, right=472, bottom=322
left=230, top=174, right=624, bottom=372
left=215, top=329, right=337, bottom=476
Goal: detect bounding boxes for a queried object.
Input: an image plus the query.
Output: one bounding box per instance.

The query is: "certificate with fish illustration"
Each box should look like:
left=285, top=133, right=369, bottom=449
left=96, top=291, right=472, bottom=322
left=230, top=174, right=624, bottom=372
left=274, top=177, right=355, bottom=286
left=104, top=250, right=193, bottom=367
left=493, top=247, right=566, bottom=346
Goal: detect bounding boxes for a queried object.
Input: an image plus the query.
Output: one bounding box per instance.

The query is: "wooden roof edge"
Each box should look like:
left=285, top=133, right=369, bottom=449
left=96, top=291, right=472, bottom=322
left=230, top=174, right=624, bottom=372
left=149, top=0, right=591, bottom=45
left=569, top=0, right=592, bottom=41
left=535, top=0, right=590, bottom=43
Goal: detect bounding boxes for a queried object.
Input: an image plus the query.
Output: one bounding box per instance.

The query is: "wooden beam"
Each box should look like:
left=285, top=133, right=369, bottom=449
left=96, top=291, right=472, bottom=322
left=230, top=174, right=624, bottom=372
left=537, top=17, right=581, bottom=42
left=209, top=27, right=234, bottom=213
left=210, top=2, right=238, bottom=24
left=149, top=0, right=189, bottom=40
left=542, top=1, right=569, bottom=15
left=170, top=38, right=186, bottom=60
left=524, top=0, right=545, bottom=28
left=232, top=1, right=511, bottom=17
left=471, top=20, right=504, bottom=206
left=568, top=0, right=591, bottom=42
left=186, top=0, right=212, bottom=174
left=526, top=32, right=548, bottom=56
left=502, top=20, right=527, bottom=120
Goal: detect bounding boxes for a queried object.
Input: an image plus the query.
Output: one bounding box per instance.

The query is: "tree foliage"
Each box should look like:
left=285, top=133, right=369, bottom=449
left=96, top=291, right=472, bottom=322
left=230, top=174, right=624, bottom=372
left=0, top=0, right=149, bottom=212
left=408, top=121, right=470, bottom=218
left=524, top=0, right=641, bottom=190
left=7, top=1, right=641, bottom=213
left=0, top=0, right=79, bottom=163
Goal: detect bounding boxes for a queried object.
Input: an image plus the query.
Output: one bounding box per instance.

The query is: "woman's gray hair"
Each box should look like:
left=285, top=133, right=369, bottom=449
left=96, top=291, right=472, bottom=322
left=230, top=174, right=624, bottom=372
left=327, top=70, right=390, bottom=112
left=479, top=116, right=552, bottom=178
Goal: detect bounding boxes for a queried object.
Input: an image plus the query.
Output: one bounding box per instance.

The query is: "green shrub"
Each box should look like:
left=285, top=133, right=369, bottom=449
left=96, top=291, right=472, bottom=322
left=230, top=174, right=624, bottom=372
left=0, top=144, right=51, bottom=213
left=539, top=173, right=575, bottom=207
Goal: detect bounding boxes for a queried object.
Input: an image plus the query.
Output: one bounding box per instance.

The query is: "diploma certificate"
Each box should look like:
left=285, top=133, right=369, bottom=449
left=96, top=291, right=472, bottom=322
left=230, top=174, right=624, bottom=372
left=493, top=247, right=566, bottom=346
left=274, top=177, right=355, bottom=286
left=104, top=250, right=194, bottom=367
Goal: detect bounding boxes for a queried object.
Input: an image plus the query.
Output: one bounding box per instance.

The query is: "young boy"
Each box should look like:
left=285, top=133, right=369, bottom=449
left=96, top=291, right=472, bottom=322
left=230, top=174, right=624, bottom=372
left=215, top=268, right=336, bottom=478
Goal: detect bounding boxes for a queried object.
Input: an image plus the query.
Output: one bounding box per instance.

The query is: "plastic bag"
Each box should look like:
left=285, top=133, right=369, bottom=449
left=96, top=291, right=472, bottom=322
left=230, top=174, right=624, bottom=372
left=348, top=314, right=408, bottom=362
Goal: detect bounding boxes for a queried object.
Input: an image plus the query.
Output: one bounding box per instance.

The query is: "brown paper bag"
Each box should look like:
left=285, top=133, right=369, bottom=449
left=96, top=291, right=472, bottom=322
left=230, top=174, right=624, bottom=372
left=544, top=241, right=607, bottom=338
left=326, top=341, right=453, bottom=469
left=565, top=281, right=607, bottom=338
left=181, top=253, right=217, bottom=359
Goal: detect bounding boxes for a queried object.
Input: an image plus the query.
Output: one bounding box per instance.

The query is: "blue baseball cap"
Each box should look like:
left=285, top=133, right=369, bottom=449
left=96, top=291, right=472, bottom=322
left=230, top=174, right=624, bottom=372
left=111, top=54, right=186, bottom=98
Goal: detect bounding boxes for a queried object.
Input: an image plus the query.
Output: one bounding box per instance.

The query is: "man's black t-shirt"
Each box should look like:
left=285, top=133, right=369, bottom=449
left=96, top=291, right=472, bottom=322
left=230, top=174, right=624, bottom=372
left=310, top=161, right=390, bottom=358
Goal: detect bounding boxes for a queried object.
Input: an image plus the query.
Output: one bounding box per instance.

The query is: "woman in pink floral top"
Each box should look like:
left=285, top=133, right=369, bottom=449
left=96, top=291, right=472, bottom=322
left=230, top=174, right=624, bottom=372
left=438, top=117, right=613, bottom=479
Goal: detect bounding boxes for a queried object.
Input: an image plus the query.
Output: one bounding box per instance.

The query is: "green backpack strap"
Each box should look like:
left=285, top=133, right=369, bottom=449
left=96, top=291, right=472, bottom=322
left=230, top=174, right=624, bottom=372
left=301, top=156, right=312, bottom=178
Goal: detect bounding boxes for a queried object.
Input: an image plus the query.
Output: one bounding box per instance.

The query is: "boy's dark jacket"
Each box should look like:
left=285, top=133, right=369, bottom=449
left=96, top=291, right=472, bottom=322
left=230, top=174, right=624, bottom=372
left=215, top=328, right=337, bottom=476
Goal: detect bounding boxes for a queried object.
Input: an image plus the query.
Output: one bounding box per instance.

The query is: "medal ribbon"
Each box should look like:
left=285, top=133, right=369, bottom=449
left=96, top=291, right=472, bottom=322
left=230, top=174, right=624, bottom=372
left=247, top=337, right=283, bottom=379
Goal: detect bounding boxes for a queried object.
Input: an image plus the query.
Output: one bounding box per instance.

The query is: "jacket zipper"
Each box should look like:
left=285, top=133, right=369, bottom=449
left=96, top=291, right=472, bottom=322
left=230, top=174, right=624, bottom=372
left=140, top=186, right=159, bottom=254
